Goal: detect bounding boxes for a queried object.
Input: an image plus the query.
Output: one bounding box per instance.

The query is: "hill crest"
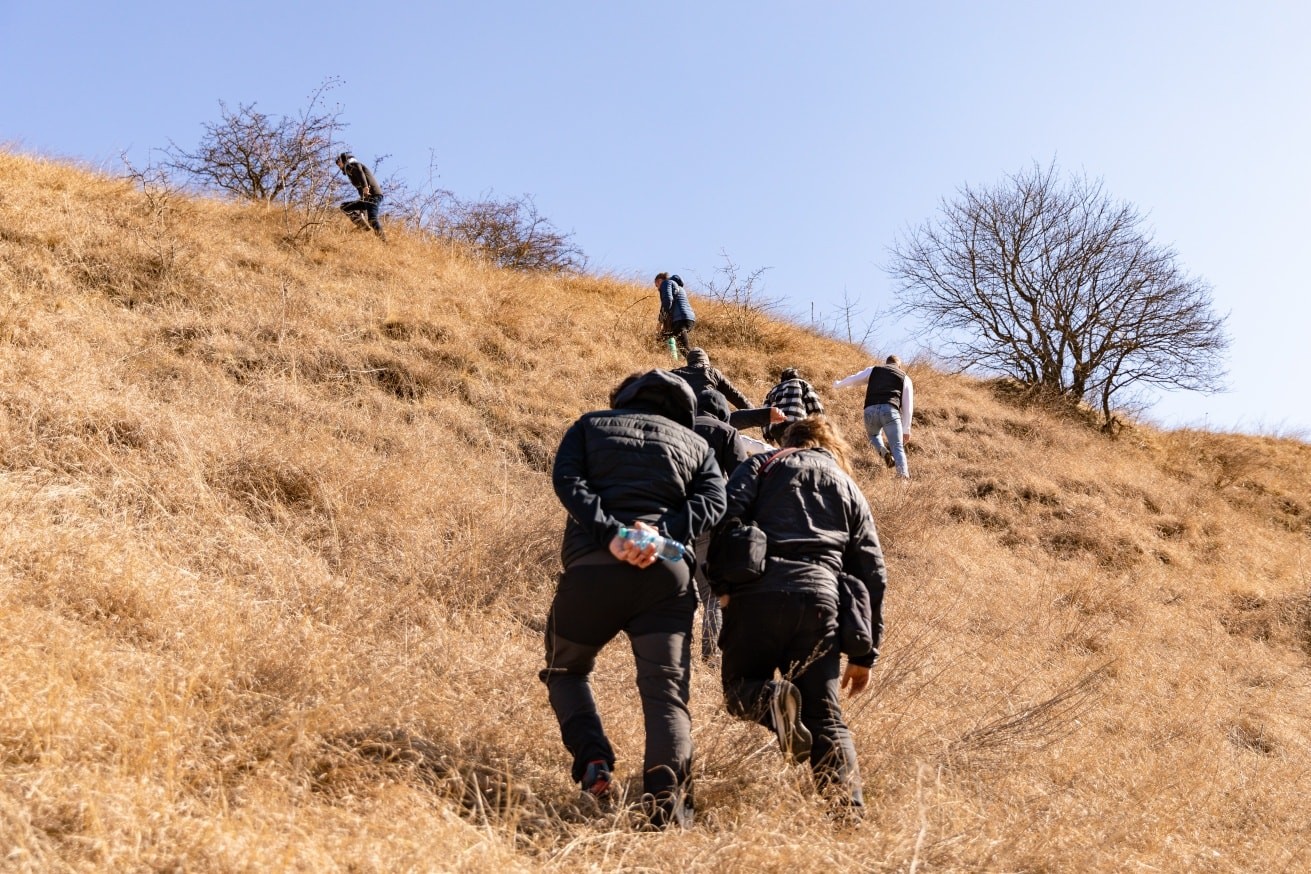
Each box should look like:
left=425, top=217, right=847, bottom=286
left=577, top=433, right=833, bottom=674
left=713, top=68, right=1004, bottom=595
left=2, top=150, right=1310, bottom=871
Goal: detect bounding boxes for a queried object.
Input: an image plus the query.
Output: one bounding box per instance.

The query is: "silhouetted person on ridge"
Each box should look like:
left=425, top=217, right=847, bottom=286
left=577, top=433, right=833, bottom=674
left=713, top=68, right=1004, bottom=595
left=834, top=354, right=914, bottom=479
left=336, top=152, right=386, bottom=239
left=655, top=273, right=696, bottom=357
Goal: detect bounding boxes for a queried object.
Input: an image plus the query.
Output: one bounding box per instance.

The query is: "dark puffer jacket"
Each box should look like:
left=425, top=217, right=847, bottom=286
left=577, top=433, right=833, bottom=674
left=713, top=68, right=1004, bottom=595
left=712, top=447, right=885, bottom=603
left=553, top=370, right=727, bottom=569
left=658, top=275, right=696, bottom=327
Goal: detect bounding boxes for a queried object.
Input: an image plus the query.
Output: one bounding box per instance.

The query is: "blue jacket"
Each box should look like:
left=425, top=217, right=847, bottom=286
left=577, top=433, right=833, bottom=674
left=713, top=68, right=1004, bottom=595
left=658, top=275, right=696, bottom=327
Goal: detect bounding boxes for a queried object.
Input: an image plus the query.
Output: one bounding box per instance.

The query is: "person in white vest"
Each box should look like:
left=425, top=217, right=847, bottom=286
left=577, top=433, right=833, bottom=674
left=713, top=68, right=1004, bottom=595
left=833, top=355, right=914, bottom=479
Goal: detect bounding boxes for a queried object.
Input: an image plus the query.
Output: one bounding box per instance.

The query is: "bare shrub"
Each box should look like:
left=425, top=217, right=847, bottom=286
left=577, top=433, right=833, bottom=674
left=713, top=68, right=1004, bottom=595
left=162, top=79, right=345, bottom=208
left=119, top=153, right=193, bottom=282
left=433, top=192, right=585, bottom=273
left=695, top=250, right=782, bottom=346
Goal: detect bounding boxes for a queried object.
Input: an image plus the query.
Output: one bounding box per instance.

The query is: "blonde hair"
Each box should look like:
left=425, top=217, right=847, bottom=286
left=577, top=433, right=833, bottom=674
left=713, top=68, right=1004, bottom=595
left=779, top=415, right=853, bottom=475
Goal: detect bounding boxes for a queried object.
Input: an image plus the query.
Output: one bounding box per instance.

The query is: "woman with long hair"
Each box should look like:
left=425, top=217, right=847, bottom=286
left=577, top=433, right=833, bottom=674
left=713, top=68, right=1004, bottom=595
left=711, top=415, right=886, bottom=810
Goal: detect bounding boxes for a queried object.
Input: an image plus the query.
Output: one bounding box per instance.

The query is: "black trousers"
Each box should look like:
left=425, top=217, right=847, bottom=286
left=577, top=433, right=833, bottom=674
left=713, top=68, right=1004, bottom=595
left=659, top=319, right=694, bottom=357
left=341, top=194, right=385, bottom=235
left=719, top=590, right=863, bottom=804
left=540, top=556, right=695, bottom=826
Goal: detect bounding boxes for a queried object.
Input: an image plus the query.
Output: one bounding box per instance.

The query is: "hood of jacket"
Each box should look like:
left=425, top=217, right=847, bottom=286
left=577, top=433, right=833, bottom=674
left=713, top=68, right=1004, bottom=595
left=668, top=274, right=684, bottom=287
left=614, top=369, right=697, bottom=429
left=696, top=388, right=731, bottom=423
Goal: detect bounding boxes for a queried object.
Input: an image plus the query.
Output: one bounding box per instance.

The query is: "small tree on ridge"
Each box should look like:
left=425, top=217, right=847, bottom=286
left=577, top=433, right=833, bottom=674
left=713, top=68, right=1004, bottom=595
left=163, top=79, right=345, bottom=208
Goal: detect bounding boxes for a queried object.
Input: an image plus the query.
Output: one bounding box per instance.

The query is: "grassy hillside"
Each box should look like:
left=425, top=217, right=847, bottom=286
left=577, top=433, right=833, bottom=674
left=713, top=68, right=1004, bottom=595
left=2, top=150, right=1309, bottom=872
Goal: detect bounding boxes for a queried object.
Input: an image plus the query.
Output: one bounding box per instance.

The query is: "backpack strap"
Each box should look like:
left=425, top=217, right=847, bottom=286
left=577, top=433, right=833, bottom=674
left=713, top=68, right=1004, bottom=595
left=759, top=447, right=802, bottom=476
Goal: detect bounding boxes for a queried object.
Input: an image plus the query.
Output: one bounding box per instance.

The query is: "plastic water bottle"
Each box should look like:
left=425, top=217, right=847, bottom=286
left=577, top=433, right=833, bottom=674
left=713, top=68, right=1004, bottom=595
left=618, top=526, right=686, bottom=562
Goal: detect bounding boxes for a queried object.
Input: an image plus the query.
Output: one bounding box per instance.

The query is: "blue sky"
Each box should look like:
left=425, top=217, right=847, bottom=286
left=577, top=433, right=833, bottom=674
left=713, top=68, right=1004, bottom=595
left=5, top=1, right=1309, bottom=436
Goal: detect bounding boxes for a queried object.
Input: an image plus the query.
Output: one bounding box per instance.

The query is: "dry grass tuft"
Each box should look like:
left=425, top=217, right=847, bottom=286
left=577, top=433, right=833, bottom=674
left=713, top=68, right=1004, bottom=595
left=3, top=149, right=1311, bottom=870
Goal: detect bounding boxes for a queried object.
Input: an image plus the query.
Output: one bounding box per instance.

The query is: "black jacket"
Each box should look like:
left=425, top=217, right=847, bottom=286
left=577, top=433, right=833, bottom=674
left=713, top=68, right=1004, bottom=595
left=694, top=389, right=752, bottom=480
left=553, top=370, right=727, bottom=569
left=342, top=159, right=382, bottom=199
left=727, top=407, right=774, bottom=432
left=711, top=447, right=886, bottom=607
left=672, top=350, right=752, bottom=410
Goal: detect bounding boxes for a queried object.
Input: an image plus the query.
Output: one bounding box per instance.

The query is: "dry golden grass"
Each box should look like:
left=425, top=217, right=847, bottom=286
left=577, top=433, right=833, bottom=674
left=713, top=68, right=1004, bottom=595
left=3, top=149, right=1310, bottom=872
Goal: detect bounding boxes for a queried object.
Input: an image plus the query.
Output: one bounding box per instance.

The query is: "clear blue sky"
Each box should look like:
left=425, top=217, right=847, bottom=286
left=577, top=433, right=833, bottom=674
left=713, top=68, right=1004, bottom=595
left=5, top=1, right=1309, bottom=436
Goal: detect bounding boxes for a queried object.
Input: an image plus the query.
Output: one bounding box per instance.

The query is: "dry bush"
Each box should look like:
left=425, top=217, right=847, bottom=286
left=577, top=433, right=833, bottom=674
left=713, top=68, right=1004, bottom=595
left=3, top=150, right=1311, bottom=872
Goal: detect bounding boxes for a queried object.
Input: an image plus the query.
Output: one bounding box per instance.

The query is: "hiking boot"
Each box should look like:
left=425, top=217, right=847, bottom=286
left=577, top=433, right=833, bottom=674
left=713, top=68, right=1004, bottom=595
left=770, top=680, right=812, bottom=764
left=882, top=451, right=896, bottom=470
left=580, top=759, right=613, bottom=801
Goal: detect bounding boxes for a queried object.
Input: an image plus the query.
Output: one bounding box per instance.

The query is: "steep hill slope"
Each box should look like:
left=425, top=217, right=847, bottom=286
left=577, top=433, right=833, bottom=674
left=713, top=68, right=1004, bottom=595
left=2, top=150, right=1310, bottom=872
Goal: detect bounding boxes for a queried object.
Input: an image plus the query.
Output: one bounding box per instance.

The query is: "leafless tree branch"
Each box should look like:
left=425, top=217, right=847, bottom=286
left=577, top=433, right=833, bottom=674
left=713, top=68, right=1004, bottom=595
left=890, top=161, right=1229, bottom=425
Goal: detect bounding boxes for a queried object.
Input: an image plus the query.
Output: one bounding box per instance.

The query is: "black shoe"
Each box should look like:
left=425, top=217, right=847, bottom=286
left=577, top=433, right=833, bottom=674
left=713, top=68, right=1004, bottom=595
left=883, top=452, right=896, bottom=470
left=770, top=680, right=812, bottom=764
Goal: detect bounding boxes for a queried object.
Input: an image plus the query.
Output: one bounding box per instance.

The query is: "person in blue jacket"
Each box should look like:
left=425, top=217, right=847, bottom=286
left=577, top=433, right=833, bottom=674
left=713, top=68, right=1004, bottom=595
left=655, top=272, right=696, bottom=356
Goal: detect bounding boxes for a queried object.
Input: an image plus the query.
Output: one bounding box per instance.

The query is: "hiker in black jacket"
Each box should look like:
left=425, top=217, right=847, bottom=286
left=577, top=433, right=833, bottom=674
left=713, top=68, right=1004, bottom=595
left=542, top=369, right=726, bottom=828
left=710, top=415, right=886, bottom=812
left=673, top=349, right=752, bottom=410
left=335, top=152, right=386, bottom=239
left=673, top=349, right=784, bottom=435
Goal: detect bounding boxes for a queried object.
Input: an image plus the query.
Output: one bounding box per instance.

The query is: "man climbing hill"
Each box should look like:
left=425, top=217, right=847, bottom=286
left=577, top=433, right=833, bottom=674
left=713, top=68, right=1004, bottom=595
left=335, top=152, right=386, bottom=240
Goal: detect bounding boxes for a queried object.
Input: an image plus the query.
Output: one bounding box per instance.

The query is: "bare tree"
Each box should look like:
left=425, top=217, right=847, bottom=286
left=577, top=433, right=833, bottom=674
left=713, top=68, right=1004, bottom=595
left=700, top=250, right=776, bottom=310
left=825, top=288, right=877, bottom=349
left=890, top=162, right=1228, bottom=424
left=382, top=149, right=453, bottom=231
left=431, top=192, right=585, bottom=272
left=162, top=79, right=346, bottom=208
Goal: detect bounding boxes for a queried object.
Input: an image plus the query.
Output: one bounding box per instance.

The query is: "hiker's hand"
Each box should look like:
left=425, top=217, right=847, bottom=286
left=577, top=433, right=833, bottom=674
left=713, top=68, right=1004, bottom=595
left=718, top=594, right=730, bottom=608
left=609, top=520, right=659, bottom=568
left=841, top=664, right=870, bottom=696
left=769, top=407, right=786, bottom=424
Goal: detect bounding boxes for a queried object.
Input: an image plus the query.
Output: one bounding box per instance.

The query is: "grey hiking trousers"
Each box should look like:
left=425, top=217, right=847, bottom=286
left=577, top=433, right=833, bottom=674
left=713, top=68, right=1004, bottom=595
left=539, top=554, right=696, bottom=827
